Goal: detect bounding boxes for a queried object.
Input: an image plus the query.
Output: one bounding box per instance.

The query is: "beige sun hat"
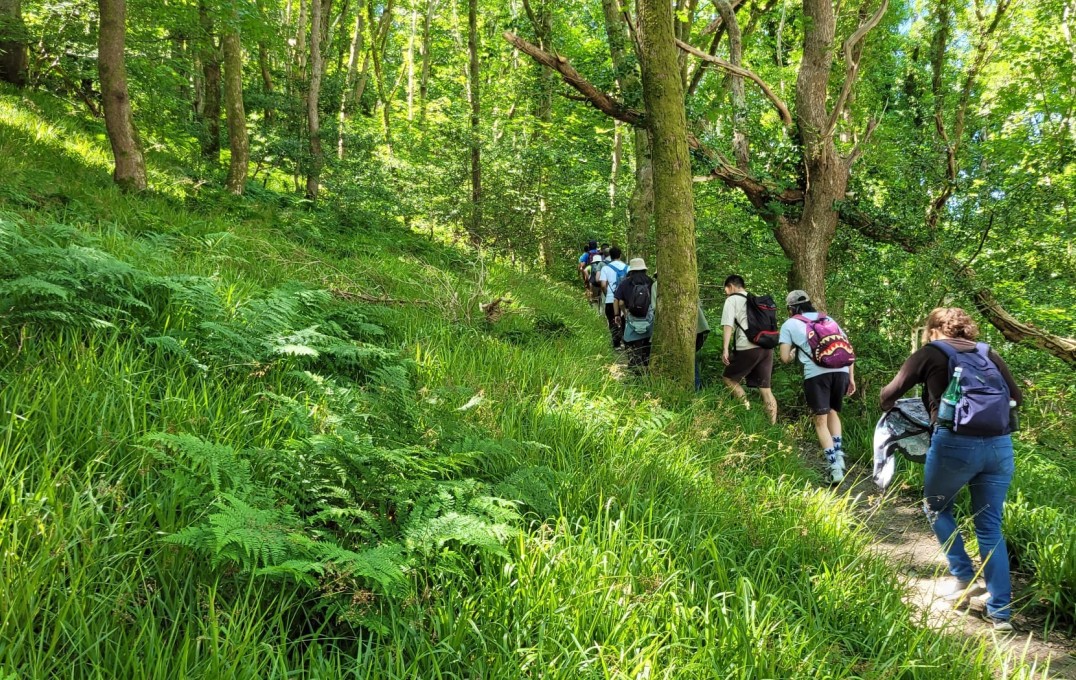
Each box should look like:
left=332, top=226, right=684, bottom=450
left=627, top=258, right=647, bottom=272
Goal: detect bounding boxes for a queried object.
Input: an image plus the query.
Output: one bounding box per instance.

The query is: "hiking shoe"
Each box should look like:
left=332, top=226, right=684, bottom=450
left=829, top=464, right=845, bottom=484
left=834, top=451, right=847, bottom=472
left=942, top=577, right=986, bottom=601
left=982, top=613, right=1014, bottom=632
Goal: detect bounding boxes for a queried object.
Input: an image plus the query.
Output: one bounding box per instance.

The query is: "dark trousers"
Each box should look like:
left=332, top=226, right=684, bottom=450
left=604, top=302, right=623, bottom=348
left=624, top=338, right=651, bottom=371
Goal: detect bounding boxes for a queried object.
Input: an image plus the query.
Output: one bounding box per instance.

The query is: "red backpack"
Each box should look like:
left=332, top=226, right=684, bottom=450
left=792, top=314, right=856, bottom=368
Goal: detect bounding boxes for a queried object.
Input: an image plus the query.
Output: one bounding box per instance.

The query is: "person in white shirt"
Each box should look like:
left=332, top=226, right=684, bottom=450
left=720, top=275, right=777, bottom=424
left=598, top=246, right=629, bottom=350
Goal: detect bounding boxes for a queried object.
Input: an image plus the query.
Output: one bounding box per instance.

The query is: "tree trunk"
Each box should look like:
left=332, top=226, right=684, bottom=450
left=418, top=0, right=435, bottom=123
left=638, top=0, right=697, bottom=388
left=714, top=0, right=748, bottom=169
left=0, top=0, right=28, bottom=86
left=525, top=0, right=555, bottom=270
left=296, top=0, right=308, bottom=80
left=406, top=3, right=417, bottom=121
left=198, top=1, right=222, bottom=161
left=98, top=0, right=147, bottom=192
left=338, top=0, right=364, bottom=158
left=609, top=121, right=622, bottom=208
left=601, top=0, right=653, bottom=258
left=769, top=0, right=846, bottom=312
left=222, top=27, right=248, bottom=194
left=258, top=41, right=274, bottom=122
left=627, top=127, right=654, bottom=260
left=306, top=0, right=325, bottom=199
left=467, top=0, right=481, bottom=239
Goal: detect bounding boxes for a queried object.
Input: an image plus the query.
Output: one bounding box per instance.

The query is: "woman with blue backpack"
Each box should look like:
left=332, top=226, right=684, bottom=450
left=880, top=307, right=1022, bottom=631
left=778, top=290, right=857, bottom=484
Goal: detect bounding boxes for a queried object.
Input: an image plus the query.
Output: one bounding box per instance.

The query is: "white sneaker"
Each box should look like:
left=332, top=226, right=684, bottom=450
left=829, top=463, right=845, bottom=484
left=943, top=578, right=986, bottom=601
left=834, top=451, right=847, bottom=471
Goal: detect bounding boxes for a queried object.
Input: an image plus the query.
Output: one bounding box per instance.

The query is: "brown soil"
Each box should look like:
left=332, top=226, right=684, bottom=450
left=812, top=451, right=1076, bottom=678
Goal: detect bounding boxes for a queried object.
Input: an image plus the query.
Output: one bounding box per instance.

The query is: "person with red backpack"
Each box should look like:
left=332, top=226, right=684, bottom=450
left=778, top=290, right=857, bottom=483
left=720, top=275, right=778, bottom=423
left=879, top=307, right=1022, bottom=631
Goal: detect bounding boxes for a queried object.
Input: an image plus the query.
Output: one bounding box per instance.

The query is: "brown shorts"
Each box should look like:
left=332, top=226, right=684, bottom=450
left=723, top=347, right=773, bottom=388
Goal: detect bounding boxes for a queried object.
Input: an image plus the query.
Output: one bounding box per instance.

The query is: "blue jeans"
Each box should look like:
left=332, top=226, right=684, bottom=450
left=923, top=427, right=1014, bottom=620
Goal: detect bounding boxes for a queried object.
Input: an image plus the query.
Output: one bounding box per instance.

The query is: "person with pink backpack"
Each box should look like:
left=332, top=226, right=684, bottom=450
left=778, top=290, right=857, bottom=483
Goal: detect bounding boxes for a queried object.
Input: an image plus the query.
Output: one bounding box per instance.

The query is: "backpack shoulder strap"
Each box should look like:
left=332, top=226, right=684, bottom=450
left=929, top=340, right=959, bottom=359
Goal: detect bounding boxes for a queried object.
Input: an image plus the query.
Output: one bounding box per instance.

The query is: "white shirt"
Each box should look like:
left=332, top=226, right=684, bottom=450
left=598, top=261, right=629, bottom=304
left=721, top=293, right=757, bottom=351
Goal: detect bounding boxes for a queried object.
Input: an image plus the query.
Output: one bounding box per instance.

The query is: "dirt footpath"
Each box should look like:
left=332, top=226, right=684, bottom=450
left=826, top=455, right=1076, bottom=678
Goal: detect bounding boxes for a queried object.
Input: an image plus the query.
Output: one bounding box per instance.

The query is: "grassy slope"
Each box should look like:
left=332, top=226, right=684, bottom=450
left=0, top=89, right=1023, bottom=678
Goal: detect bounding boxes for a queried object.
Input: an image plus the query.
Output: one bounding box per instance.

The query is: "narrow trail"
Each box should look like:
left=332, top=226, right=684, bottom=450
left=822, top=454, right=1076, bottom=678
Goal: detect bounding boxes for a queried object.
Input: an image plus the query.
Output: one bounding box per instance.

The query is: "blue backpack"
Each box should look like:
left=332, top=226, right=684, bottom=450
left=605, top=261, right=628, bottom=293
left=931, top=341, right=1012, bottom=436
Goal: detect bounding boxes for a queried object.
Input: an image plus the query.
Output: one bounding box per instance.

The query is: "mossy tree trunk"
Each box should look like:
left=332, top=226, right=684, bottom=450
left=638, top=0, right=697, bottom=389
left=98, top=0, right=147, bottom=192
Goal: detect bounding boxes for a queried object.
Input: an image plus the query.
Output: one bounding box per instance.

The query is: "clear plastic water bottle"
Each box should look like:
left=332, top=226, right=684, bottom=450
left=1008, top=399, right=1020, bottom=432
left=938, top=367, right=962, bottom=428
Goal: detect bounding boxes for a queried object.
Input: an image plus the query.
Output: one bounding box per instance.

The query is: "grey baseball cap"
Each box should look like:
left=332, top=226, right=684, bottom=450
left=786, top=290, right=810, bottom=306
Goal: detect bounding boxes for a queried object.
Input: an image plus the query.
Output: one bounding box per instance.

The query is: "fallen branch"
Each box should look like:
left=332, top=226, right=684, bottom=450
left=329, top=287, right=429, bottom=306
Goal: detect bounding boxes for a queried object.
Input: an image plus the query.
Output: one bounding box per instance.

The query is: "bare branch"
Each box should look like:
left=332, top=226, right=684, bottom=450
left=504, top=31, right=644, bottom=126
left=675, top=38, right=793, bottom=126
left=505, top=30, right=803, bottom=208
left=846, top=116, right=879, bottom=165
left=825, top=0, right=889, bottom=138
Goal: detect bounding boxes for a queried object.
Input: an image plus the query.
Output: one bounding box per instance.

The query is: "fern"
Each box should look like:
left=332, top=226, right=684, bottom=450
left=166, top=494, right=302, bottom=569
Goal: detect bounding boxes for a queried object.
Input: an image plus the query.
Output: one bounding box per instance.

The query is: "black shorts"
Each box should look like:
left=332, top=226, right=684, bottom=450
left=723, top=347, right=773, bottom=389
left=803, top=372, right=850, bottom=415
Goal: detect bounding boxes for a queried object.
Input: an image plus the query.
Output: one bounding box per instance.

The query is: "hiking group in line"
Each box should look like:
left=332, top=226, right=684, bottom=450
left=577, top=242, right=1021, bottom=631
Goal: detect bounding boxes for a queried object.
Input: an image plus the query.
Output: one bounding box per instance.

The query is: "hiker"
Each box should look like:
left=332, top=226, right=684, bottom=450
left=578, top=240, right=598, bottom=287
left=720, top=275, right=778, bottom=423
left=598, top=246, right=629, bottom=350
left=613, top=258, right=654, bottom=370
left=779, top=290, right=856, bottom=484
left=879, top=307, right=1022, bottom=631
left=584, top=254, right=605, bottom=314
left=696, top=304, right=710, bottom=390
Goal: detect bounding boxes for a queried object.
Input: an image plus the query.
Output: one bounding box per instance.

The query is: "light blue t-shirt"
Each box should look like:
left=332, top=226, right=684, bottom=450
left=779, top=312, right=850, bottom=380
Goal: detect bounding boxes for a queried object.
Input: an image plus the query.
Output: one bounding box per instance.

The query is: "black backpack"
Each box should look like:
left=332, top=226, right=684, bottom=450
left=734, top=293, right=779, bottom=349
left=625, top=275, right=653, bottom=318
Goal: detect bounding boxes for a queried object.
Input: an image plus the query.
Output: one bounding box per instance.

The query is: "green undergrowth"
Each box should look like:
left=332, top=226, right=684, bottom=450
left=0, top=88, right=1045, bottom=677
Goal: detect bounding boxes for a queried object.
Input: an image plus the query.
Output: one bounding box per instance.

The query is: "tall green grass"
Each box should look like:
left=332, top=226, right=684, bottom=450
left=0, top=86, right=1053, bottom=678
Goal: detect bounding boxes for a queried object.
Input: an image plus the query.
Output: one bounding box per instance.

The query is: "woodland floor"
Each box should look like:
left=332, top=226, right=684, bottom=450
left=823, top=455, right=1076, bottom=679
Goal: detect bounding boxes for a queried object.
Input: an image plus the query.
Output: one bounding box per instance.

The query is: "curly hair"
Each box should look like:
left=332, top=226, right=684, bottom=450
left=923, top=307, right=980, bottom=342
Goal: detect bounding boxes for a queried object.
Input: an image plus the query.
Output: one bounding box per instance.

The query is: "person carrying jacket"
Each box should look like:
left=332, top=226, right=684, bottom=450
left=879, top=307, right=1022, bottom=631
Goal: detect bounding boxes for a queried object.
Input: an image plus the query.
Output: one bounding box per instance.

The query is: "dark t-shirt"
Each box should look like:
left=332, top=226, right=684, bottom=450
left=879, top=339, right=1022, bottom=423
